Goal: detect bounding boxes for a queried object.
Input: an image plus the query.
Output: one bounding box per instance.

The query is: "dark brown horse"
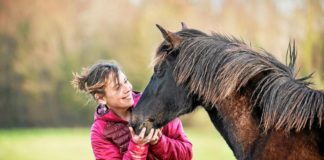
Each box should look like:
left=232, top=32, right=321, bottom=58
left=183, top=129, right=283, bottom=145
left=131, top=23, right=324, bottom=159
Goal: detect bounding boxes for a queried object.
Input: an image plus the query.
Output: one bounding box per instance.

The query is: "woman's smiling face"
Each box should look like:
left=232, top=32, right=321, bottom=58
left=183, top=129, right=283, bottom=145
left=103, top=72, right=134, bottom=109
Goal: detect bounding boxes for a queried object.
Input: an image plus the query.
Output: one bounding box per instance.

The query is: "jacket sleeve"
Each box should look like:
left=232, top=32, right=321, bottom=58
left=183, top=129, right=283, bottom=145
left=149, top=118, right=193, bottom=160
left=91, top=120, right=148, bottom=160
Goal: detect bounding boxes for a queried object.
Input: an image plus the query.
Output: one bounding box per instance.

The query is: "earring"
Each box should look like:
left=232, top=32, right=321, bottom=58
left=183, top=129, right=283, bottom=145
left=96, top=103, right=109, bottom=116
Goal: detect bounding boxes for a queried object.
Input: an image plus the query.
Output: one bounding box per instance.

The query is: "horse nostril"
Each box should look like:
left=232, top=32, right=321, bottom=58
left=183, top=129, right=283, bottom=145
left=130, top=116, right=146, bottom=134
left=148, top=117, right=155, bottom=122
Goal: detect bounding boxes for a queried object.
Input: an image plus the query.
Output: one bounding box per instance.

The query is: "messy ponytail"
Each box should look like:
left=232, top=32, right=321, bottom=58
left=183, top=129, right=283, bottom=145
left=72, top=60, right=121, bottom=98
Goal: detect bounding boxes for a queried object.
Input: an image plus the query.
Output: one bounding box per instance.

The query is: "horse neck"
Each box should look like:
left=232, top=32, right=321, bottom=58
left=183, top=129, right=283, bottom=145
left=204, top=94, right=261, bottom=159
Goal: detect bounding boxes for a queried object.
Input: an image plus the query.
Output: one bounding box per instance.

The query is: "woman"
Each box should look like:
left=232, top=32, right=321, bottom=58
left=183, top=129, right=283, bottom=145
left=72, top=61, right=192, bottom=160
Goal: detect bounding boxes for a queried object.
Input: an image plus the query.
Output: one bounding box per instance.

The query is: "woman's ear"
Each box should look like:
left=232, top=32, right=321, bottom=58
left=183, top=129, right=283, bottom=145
left=95, top=93, right=106, bottom=104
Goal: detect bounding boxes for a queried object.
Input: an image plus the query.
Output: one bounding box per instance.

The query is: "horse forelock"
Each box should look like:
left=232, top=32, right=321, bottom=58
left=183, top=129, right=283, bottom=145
left=153, top=29, right=209, bottom=67
left=171, top=32, right=324, bottom=132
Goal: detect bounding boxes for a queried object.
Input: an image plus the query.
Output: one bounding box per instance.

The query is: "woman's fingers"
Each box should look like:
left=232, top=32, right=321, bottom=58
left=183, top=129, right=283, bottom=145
left=152, top=129, right=159, bottom=139
left=157, top=129, right=162, bottom=137
left=130, top=127, right=163, bottom=145
left=146, top=128, right=155, bottom=140
left=129, top=127, right=135, bottom=137
left=149, top=128, right=162, bottom=145
left=139, top=127, right=146, bottom=139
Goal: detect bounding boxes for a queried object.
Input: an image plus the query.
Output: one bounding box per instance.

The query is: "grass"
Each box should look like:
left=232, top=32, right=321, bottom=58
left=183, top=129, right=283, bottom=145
left=0, top=127, right=235, bottom=160
left=184, top=127, right=235, bottom=160
left=0, top=128, right=93, bottom=160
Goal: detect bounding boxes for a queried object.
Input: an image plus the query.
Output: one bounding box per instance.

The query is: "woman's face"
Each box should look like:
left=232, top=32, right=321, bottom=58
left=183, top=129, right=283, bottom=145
left=103, top=72, right=134, bottom=109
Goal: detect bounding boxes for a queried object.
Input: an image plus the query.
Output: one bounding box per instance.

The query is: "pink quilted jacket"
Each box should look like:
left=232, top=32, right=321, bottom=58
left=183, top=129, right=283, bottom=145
left=90, top=92, right=193, bottom=160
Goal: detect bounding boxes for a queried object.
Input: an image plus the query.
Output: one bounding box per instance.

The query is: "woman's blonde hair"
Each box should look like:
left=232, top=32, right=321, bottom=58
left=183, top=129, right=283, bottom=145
left=71, top=60, right=121, bottom=98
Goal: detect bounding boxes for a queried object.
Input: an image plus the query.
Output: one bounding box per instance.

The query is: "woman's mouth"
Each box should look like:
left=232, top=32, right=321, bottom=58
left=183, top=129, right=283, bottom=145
left=122, top=94, right=132, bottom=100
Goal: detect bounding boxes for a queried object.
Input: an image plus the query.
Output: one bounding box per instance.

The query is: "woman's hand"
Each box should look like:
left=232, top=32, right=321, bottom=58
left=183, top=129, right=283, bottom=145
left=129, top=127, right=155, bottom=146
left=149, top=128, right=162, bottom=145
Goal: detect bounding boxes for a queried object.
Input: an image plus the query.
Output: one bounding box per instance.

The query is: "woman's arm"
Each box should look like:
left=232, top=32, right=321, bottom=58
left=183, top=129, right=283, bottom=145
left=91, top=121, right=148, bottom=160
left=149, top=118, right=193, bottom=160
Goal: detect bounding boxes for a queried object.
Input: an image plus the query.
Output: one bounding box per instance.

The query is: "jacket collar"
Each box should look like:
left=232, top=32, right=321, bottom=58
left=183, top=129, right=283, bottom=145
left=94, top=91, right=141, bottom=123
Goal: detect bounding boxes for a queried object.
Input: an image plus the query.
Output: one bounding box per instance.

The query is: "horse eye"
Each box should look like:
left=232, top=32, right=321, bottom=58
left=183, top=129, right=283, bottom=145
left=154, top=67, right=165, bottom=77
left=153, top=66, right=158, bottom=73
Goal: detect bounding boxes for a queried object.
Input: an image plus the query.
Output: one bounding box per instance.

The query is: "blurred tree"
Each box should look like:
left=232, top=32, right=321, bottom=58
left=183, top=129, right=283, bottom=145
left=0, top=33, right=28, bottom=127
left=299, top=0, right=324, bottom=88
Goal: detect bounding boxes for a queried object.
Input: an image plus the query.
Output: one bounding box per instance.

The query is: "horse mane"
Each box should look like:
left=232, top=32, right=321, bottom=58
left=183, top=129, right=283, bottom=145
left=159, top=30, right=324, bottom=132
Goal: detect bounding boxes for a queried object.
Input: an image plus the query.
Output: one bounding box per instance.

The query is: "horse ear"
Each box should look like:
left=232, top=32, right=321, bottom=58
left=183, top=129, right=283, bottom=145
left=181, top=22, right=188, bottom=30
left=156, top=24, right=182, bottom=48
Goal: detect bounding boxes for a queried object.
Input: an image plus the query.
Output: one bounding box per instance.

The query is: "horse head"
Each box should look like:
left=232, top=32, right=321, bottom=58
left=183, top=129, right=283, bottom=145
left=130, top=23, right=206, bottom=134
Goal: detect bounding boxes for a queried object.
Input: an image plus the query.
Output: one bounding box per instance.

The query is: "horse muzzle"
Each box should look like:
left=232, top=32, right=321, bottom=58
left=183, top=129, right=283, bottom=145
left=130, top=116, right=155, bottom=136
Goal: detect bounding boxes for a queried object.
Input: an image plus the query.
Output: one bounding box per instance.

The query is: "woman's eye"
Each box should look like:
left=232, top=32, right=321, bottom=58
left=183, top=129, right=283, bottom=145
left=112, top=85, right=120, bottom=91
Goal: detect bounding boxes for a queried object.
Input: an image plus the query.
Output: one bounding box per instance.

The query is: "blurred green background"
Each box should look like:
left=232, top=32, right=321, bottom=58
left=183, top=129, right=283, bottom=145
left=0, top=0, right=323, bottom=159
